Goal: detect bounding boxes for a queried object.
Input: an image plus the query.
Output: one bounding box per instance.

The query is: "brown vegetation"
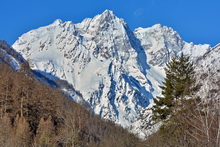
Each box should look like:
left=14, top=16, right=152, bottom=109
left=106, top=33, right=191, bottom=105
left=144, top=98, right=220, bottom=147
left=0, top=62, right=141, bottom=146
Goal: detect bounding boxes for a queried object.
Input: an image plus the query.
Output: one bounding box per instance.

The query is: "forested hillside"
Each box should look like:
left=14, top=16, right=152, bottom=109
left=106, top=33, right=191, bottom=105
left=0, top=61, right=142, bottom=147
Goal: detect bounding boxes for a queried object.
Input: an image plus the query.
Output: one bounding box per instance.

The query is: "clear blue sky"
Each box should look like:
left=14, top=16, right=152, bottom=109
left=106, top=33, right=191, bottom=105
left=0, top=0, right=219, bottom=46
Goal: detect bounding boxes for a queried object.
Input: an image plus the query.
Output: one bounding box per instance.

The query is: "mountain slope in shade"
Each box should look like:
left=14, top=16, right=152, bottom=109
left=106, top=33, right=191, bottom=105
left=0, top=40, right=25, bottom=70
left=12, top=10, right=211, bottom=138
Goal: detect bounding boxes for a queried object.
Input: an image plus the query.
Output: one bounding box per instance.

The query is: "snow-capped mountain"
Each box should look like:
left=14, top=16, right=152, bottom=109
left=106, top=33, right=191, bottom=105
left=12, top=10, right=212, bottom=138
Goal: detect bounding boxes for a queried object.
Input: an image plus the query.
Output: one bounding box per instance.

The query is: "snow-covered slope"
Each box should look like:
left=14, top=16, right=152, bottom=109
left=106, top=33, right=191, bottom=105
left=12, top=10, right=211, bottom=138
left=194, top=44, right=220, bottom=102
left=134, top=25, right=210, bottom=66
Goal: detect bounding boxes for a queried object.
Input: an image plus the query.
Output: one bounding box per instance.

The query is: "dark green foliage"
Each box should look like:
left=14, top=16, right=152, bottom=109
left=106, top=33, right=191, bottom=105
left=152, top=53, right=195, bottom=120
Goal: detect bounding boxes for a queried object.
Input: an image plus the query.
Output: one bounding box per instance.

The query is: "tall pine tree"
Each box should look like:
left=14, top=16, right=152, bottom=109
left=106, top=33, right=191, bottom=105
left=152, top=53, right=195, bottom=120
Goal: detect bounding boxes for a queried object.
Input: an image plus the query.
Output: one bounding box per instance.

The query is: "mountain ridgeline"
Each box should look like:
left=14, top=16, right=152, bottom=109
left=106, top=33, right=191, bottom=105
left=10, top=10, right=219, bottom=139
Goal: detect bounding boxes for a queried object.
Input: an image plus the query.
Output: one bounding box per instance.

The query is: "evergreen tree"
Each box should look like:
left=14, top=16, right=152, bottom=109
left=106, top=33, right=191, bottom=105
left=152, top=53, right=195, bottom=120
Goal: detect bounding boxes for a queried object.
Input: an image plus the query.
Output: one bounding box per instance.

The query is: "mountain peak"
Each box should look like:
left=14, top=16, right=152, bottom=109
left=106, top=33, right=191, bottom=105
left=151, top=24, right=162, bottom=29
left=102, top=9, right=114, bottom=16
left=98, top=9, right=116, bottom=21
left=51, top=19, right=63, bottom=26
